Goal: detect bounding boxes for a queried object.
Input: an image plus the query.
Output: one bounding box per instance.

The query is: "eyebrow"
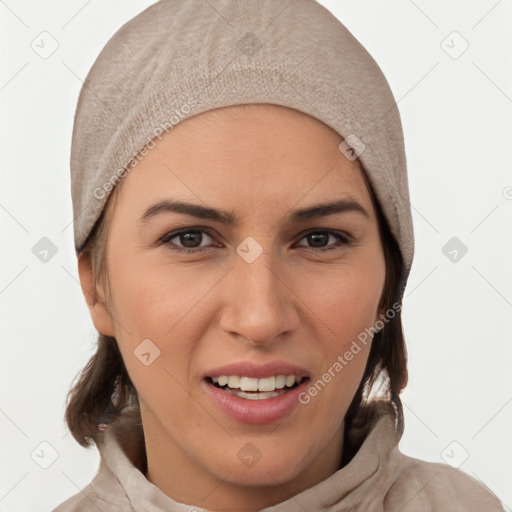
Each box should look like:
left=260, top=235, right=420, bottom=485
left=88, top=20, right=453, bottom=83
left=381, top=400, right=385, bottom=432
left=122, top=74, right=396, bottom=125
left=139, top=197, right=370, bottom=226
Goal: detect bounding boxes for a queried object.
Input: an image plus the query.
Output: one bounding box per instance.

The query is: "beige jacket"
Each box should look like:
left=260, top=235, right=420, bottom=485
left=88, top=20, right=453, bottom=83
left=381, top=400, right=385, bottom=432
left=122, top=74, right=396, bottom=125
left=53, top=400, right=504, bottom=511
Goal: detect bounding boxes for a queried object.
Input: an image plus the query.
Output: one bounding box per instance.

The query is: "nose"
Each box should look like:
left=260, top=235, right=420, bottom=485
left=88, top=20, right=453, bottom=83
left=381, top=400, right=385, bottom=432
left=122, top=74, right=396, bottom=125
left=219, top=249, right=300, bottom=347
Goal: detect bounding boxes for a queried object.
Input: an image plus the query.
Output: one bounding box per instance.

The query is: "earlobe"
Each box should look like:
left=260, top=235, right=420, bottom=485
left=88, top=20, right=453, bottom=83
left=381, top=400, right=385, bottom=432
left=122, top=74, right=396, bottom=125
left=77, top=252, right=116, bottom=337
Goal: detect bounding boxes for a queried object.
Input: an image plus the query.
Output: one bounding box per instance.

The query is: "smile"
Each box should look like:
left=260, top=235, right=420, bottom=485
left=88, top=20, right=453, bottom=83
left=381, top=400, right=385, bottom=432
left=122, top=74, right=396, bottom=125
left=208, top=375, right=304, bottom=400
left=203, top=361, right=311, bottom=424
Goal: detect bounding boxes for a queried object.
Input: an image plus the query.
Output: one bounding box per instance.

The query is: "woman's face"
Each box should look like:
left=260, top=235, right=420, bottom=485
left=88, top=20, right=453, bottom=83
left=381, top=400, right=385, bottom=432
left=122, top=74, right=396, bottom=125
left=81, top=104, right=386, bottom=507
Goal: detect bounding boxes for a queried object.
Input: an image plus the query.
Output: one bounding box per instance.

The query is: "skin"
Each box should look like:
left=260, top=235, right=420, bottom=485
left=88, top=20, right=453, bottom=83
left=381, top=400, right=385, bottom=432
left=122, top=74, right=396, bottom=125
left=78, top=104, right=386, bottom=511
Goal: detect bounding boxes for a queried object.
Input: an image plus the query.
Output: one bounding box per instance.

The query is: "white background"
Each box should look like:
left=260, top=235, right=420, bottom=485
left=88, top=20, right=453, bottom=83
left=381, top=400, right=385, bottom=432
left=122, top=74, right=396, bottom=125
left=1, top=1, right=511, bottom=510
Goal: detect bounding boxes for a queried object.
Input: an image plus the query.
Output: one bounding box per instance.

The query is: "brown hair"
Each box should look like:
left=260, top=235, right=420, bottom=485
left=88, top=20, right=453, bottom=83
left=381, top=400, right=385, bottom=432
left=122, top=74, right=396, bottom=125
left=64, top=158, right=407, bottom=453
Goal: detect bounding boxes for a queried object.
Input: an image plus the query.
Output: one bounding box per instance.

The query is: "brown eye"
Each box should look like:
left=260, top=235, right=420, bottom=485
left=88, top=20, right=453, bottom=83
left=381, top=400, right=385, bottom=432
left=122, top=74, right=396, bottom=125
left=158, top=228, right=352, bottom=255
left=295, top=230, right=352, bottom=252
left=160, top=228, right=216, bottom=254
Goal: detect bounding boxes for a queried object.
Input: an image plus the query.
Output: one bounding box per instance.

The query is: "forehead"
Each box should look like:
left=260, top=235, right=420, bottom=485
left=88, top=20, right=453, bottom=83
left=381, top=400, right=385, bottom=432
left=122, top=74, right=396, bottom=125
left=110, top=104, right=373, bottom=219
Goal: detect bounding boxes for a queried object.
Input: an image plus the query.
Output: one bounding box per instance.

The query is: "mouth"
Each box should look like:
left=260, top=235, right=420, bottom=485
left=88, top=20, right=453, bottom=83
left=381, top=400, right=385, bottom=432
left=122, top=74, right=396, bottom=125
left=203, top=362, right=311, bottom=424
left=206, top=375, right=308, bottom=400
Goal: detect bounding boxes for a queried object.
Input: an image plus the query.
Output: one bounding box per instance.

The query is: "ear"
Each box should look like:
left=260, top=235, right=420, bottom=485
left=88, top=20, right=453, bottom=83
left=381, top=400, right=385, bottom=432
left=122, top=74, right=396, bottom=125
left=77, top=251, right=116, bottom=337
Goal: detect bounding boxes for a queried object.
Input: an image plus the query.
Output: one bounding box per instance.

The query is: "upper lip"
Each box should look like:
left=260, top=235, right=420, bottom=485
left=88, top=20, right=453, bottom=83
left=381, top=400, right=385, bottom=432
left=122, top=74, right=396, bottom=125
left=205, top=361, right=310, bottom=380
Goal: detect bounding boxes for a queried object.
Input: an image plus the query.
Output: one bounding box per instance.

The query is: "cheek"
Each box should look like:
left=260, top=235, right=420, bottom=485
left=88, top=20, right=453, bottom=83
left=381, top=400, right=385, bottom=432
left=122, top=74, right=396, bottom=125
left=294, top=263, right=383, bottom=400
left=108, top=267, right=206, bottom=433
left=107, top=253, right=214, bottom=339
left=105, top=256, right=215, bottom=397
left=298, top=263, right=384, bottom=341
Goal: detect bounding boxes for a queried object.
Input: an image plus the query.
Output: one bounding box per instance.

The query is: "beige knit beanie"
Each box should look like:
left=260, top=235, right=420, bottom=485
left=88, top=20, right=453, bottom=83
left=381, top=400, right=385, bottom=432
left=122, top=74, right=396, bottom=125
left=70, top=0, right=414, bottom=300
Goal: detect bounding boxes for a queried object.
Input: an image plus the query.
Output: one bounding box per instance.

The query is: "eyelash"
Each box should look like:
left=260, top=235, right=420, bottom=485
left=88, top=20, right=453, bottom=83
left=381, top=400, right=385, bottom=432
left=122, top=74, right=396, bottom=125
left=158, top=228, right=353, bottom=254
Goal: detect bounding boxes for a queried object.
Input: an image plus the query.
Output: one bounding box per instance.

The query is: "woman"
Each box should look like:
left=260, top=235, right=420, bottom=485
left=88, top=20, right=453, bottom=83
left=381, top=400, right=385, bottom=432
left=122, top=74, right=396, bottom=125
left=54, top=0, right=502, bottom=510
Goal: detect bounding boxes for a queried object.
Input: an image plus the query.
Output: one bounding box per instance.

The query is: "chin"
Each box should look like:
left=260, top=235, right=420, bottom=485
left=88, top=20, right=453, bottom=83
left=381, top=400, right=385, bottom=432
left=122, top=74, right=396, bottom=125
left=223, top=463, right=305, bottom=488
left=206, top=444, right=310, bottom=488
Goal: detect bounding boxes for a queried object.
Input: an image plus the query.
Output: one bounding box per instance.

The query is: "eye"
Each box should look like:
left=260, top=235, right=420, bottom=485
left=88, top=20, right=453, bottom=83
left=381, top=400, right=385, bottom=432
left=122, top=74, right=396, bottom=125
left=295, top=230, right=352, bottom=252
left=159, top=228, right=217, bottom=254
left=158, top=228, right=353, bottom=254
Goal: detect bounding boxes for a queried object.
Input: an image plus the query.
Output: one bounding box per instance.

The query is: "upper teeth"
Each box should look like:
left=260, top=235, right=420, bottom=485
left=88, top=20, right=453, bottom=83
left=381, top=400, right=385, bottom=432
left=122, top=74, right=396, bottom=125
left=211, top=375, right=303, bottom=392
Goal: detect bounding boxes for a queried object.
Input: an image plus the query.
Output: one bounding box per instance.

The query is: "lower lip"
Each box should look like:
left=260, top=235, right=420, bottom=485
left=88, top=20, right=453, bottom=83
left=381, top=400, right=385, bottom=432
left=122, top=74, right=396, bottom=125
left=203, top=379, right=309, bottom=425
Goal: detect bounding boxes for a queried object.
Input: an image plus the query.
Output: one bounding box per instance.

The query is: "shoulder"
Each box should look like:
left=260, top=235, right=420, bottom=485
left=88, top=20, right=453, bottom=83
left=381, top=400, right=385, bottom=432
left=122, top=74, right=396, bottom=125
left=384, top=452, right=505, bottom=512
